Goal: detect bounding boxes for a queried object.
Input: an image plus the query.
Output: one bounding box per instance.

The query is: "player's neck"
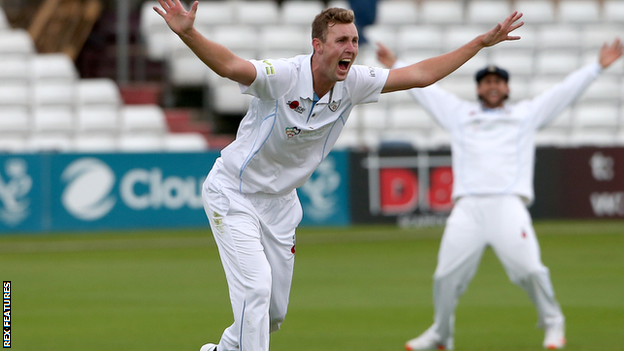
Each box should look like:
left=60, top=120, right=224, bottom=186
left=311, top=55, right=336, bottom=99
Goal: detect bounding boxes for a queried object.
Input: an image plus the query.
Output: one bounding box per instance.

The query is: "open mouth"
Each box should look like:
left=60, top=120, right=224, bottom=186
left=338, top=58, right=351, bottom=71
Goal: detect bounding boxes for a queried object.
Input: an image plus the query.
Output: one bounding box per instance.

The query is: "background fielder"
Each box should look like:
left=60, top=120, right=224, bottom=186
left=155, top=1, right=523, bottom=350
left=377, top=39, right=623, bottom=350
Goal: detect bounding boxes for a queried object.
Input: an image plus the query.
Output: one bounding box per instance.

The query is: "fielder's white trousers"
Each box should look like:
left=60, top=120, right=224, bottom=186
left=428, top=195, right=564, bottom=347
left=203, top=174, right=302, bottom=351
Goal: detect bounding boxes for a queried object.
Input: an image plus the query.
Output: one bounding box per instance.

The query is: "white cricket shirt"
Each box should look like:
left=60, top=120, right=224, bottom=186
left=396, top=61, right=602, bottom=204
left=211, top=54, right=389, bottom=195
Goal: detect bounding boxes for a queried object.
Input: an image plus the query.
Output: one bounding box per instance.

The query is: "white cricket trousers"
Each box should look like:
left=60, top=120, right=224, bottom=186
left=429, top=195, right=564, bottom=346
left=202, top=175, right=303, bottom=351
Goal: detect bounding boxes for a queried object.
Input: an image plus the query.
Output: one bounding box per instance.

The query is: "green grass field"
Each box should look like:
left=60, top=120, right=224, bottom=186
left=2, top=220, right=624, bottom=351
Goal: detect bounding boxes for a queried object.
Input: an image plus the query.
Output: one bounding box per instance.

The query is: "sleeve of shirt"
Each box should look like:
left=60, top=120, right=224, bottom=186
left=392, top=60, right=467, bottom=131
left=347, top=65, right=389, bottom=105
left=239, top=58, right=297, bottom=101
left=527, top=62, right=602, bottom=129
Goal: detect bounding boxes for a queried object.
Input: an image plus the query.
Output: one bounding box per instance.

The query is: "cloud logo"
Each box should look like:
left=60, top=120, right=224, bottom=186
left=61, top=158, right=116, bottom=221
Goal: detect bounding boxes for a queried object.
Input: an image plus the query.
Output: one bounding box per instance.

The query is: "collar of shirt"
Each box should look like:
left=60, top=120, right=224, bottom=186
left=294, top=54, right=344, bottom=104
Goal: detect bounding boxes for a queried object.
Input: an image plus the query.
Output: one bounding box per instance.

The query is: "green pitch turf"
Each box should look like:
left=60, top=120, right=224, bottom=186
left=1, top=220, right=623, bottom=351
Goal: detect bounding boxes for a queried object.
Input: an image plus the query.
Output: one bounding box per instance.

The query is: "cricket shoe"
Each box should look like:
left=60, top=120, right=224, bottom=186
left=199, top=343, right=217, bottom=351
left=405, top=328, right=452, bottom=350
left=543, top=322, right=566, bottom=349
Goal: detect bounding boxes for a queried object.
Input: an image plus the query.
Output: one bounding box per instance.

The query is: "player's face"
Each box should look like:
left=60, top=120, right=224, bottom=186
left=477, top=74, right=510, bottom=108
left=316, top=22, right=359, bottom=82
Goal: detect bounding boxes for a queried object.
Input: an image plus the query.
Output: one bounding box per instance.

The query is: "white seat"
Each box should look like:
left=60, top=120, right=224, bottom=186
left=0, top=29, right=36, bottom=57
left=118, top=133, right=164, bottom=152
left=580, top=25, right=623, bottom=51
left=507, top=77, right=530, bottom=102
left=490, top=50, right=534, bottom=76
left=0, top=107, right=30, bottom=136
left=140, top=1, right=178, bottom=61
left=0, top=136, right=28, bottom=153
left=530, top=76, right=567, bottom=96
left=26, top=134, right=74, bottom=153
left=168, top=46, right=210, bottom=87
left=491, top=26, right=536, bottom=52
left=194, top=1, right=235, bottom=27
left=72, top=134, right=118, bottom=153
left=558, top=0, right=601, bottom=23
left=376, top=1, right=418, bottom=26
left=397, top=26, right=444, bottom=53
left=443, top=25, right=489, bottom=52
left=0, top=57, right=30, bottom=84
left=536, top=25, right=581, bottom=50
left=31, top=53, right=79, bottom=83
left=210, top=78, right=253, bottom=115
left=327, top=0, right=350, bottom=9
left=467, top=0, right=511, bottom=25
left=212, top=25, right=259, bottom=53
left=534, top=51, right=580, bottom=76
left=76, top=106, right=120, bottom=134
left=280, top=0, right=325, bottom=26
left=360, top=104, right=389, bottom=130
left=32, top=82, right=75, bottom=107
left=578, top=76, right=620, bottom=102
left=235, top=1, right=279, bottom=25
left=363, top=25, right=398, bottom=52
left=258, top=49, right=307, bottom=61
left=574, top=103, right=620, bottom=129
left=260, top=25, right=309, bottom=53
left=120, top=105, right=167, bottom=134
left=76, top=78, right=122, bottom=107
left=32, top=107, right=75, bottom=134
left=604, top=0, right=624, bottom=22
left=515, top=0, right=556, bottom=24
left=0, top=7, right=10, bottom=30
left=388, top=104, right=433, bottom=131
left=427, top=129, right=452, bottom=150
left=163, top=132, right=209, bottom=151
left=400, top=50, right=445, bottom=68
left=569, top=130, right=617, bottom=147
left=420, top=0, right=464, bottom=24
left=0, top=83, right=30, bottom=107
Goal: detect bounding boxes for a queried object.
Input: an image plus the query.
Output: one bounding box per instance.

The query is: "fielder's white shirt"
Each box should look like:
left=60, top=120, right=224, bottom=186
left=396, top=61, right=602, bottom=204
left=211, top=54, right=389, bottom=195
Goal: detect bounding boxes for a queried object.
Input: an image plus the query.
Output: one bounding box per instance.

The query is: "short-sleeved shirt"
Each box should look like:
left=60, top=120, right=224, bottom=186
left=210, top=54, right=389, bottom=195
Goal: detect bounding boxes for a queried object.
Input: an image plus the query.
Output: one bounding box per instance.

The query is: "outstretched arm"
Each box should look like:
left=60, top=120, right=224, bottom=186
left=599, top=38, right=623, bottom=69
left=382, top=11, right=523, bottom=93
left=154, top=0, right=256, bottom=86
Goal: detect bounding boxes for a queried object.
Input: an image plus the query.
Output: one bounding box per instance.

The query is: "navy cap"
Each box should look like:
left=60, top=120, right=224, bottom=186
left=475, top=65, right=509, bottom=83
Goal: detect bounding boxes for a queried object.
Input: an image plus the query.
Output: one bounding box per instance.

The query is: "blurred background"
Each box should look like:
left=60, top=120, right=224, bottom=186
left=0, top=0, right=622, bottom=232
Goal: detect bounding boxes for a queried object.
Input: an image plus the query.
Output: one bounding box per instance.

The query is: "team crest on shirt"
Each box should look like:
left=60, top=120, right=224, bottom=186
left=328, top=99, right=341, bottom=112
left=368, top=67, right=376, bottom=77
left=287, top=100, right=305, bottom=114
left=285, top=126, right=302, bottom=139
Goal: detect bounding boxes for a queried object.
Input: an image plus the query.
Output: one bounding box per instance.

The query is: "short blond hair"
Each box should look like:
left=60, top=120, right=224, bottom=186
left=311, top=7, right=355, bottom=43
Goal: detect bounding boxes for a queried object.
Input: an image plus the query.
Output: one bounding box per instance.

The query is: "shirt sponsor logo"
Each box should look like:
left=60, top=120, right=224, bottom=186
left=368, top=67, right=376, bottom=77
left=285, top=126, right=302, bottom=139
left=287, top=100, right=305, bottom=114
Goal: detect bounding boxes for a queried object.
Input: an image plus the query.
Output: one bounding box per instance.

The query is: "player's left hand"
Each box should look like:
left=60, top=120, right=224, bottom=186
left=481, top=11, right=524, bottom=47
left=599, top=38, right=624, bottom=69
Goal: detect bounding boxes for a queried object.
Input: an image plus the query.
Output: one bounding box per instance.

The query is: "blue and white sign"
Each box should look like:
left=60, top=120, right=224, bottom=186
left=298, top=151, right=350, bottom=226
left=0, top=151, right=351, bottom=233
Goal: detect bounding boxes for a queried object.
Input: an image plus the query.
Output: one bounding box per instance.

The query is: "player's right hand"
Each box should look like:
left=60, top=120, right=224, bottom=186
left=154, top=0, right=198, bottom=36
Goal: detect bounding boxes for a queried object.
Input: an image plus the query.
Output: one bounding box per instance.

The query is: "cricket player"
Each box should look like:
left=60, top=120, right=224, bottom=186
left=377, top=39, right=623, bottom=350
left=154, top=1, right=523, bottom=350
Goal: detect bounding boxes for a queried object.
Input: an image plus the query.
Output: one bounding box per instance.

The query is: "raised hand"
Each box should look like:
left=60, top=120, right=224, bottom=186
left=481, top=11, right=524, bottom=47
left=599, top=38, right=624, bottom=69
left=154, top=0, right=199, bottom=36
